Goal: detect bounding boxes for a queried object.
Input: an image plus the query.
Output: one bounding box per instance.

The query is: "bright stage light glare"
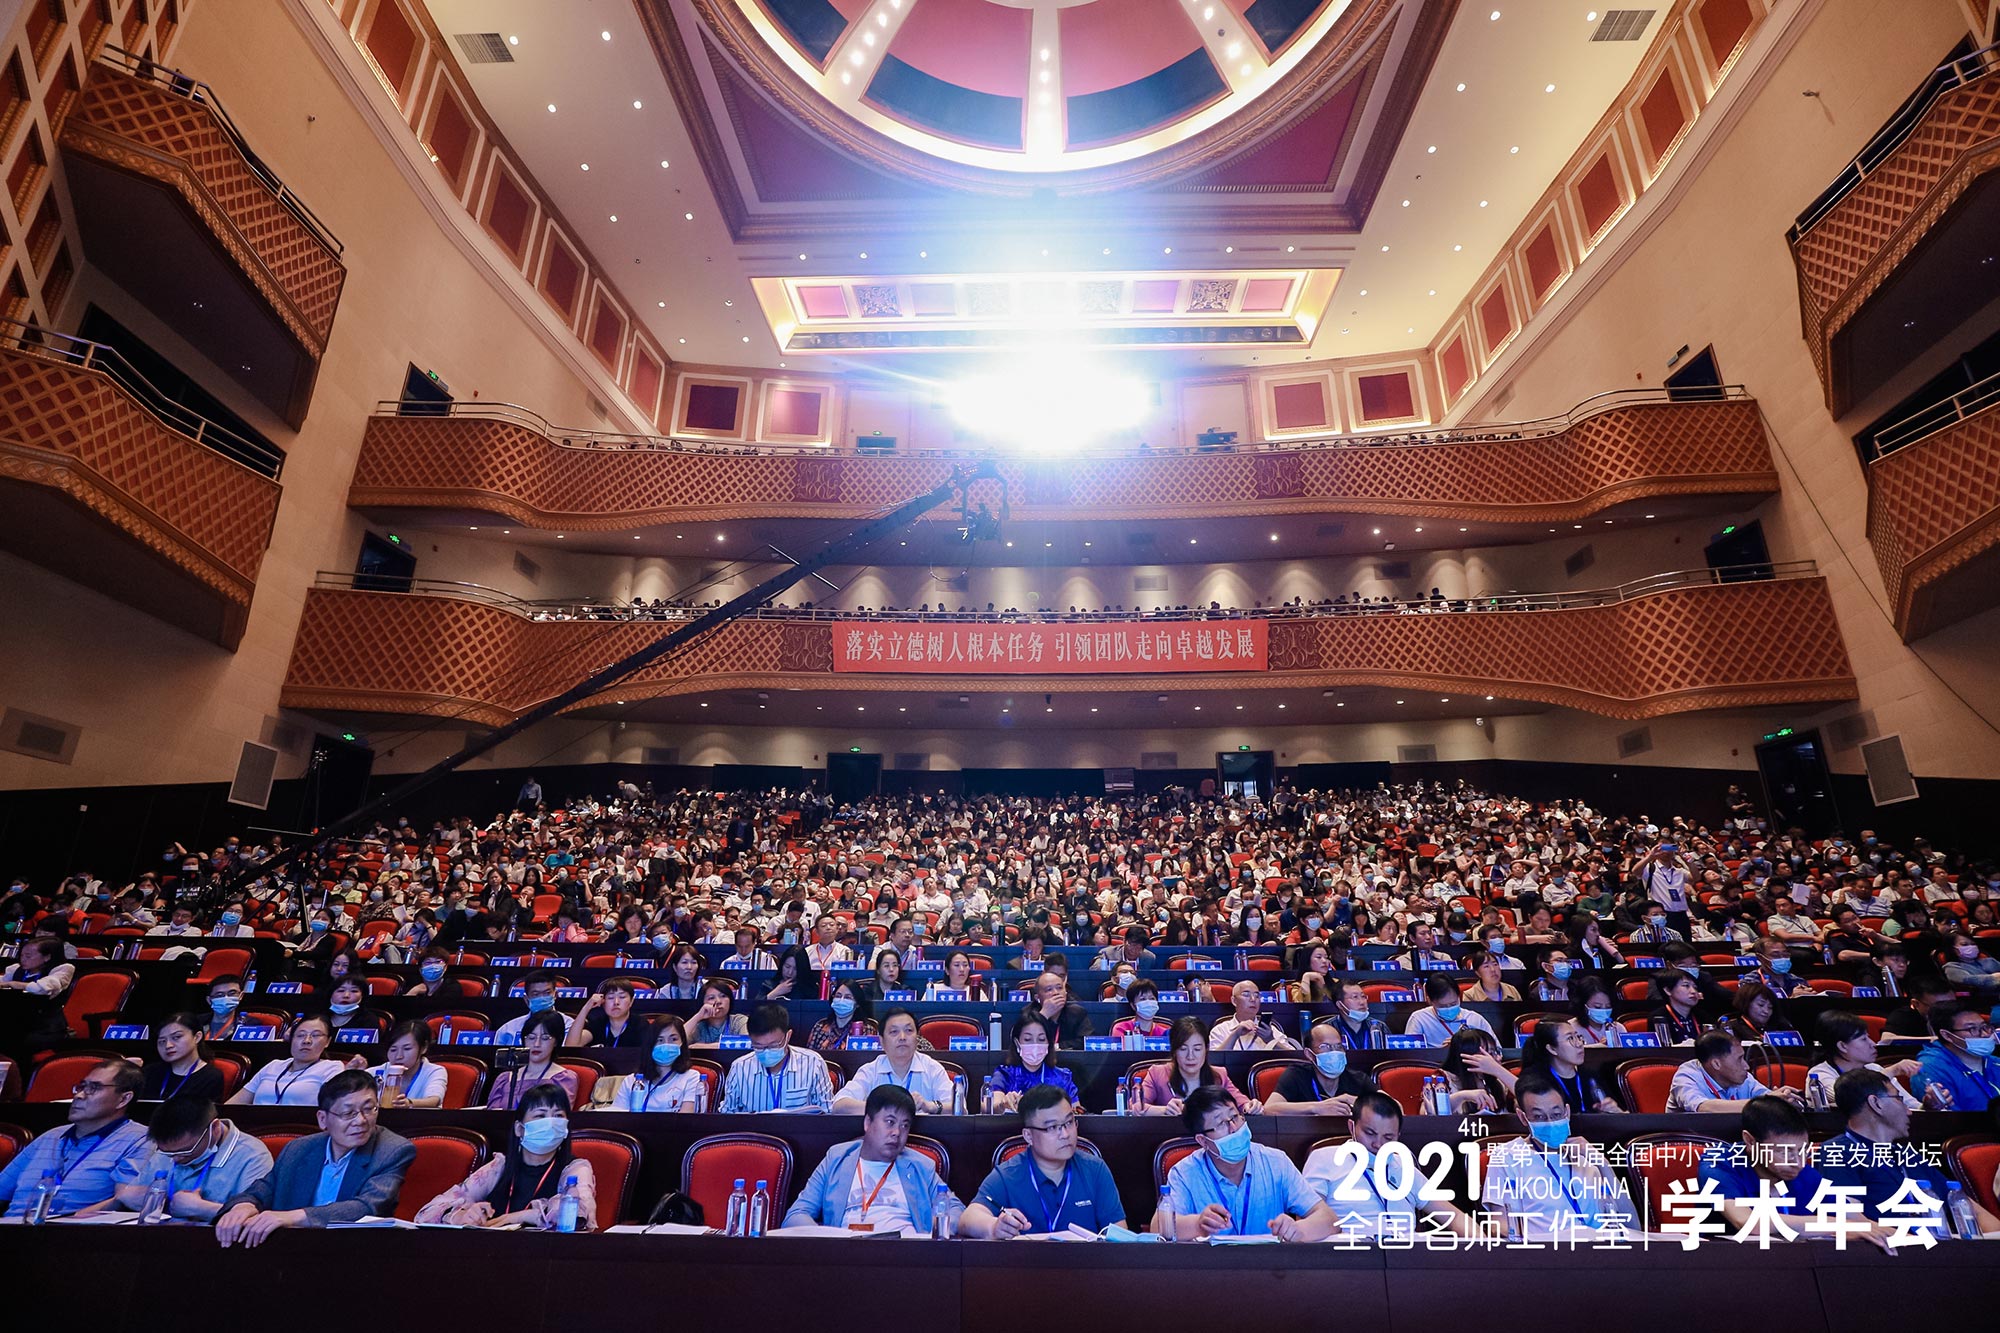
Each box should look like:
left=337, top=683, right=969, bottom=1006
left=942, top=356, right=1148, bottom=453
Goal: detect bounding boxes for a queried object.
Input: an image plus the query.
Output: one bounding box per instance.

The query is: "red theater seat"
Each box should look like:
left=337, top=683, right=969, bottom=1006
left=570, top=1128, right=642, bottom=1227
left=396, top=1128, right=490, bottom=1221
left=682, top=1132, right=793, bottom=1228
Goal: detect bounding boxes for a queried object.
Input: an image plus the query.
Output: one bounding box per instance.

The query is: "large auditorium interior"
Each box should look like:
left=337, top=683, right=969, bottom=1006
left=4, top=0, right=2000, bottom=1325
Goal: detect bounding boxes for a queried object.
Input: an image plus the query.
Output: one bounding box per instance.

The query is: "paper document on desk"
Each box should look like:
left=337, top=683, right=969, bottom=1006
left=1207, top=1233, right=1280, bottom=1245
left=764, top=1224, right=876, bottom=1238
left=1013, top=1225, right=1101, bottom=1241
left=606, top=1223, right=725, bottom=1236
left=326, top=1216, right=419, bottom=1229
left=47, top=1212, right=141, bottom=1225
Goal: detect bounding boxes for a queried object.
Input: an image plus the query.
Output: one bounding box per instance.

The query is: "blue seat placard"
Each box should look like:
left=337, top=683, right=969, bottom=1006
left=930, top=989, right=967, bottom=1002
left=1083, top=1036, right=1120, bottom=1051
left=1852, top=986, right=1880, bottom=997
left=907, top=965, right=942, bottom=974
left=1140, top=1037, right=1170, bottom=1051
left=1380, top=990, right=1415, bottom=1003
left=717, top=1035, right=751, bottom=1050
left=555, top=988, right=589, bottom=998
left=1009, top=990, right=1034, bottom=1003
left=1620, top=1032, right=1662, bottom=1047
left=833, top=965, right=872, bottom=976
left=338, top=1029, right=378, bottom=1043
left=1384, top=1034, right=1427, bottom=1049
left=264, top=982, right=303, bottom=994
left=619, top=958, right=656, bottom=969
left=103, top=1025, right=149, bottom=1041
left=233, top=1026, right=277, bottom=1042
left=1019, top=960, right=1045, bottom=972
left=1421, top=959, right=1457, bottom=971
left=1182, top=959, right=1221, bottom=971
left=1734, top=956, right=1759, bottom=968
left=452, top=1032, right=495, bottom=1046
left=1258, top=992, right=1283, bottom=1004
left=1157, top=993, right=1187, bottom=1004
left=1630, top=957, right=1663, bottom=969
left=846, top=1036, right=883, bottom=1050
left=948, top=1037, right=987, bottom=1051
left=1768, top=1030, right=1805, bottom=1047
left=1370, top=960, right=1402, bottom=971
left=881, top=989, right=915, bottom=1001
left=489, top=958, right=520, bottom=968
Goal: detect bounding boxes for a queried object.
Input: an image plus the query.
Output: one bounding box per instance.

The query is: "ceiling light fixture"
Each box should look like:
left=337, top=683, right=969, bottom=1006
left=1456, top=82, right=1466, bottom=92
left=609, top=215, right=618, bottom=222
left=508, top=35, right=518, bottom=45
left=1427, top=145, right=1437, bottom=154
left=684, top=212, right=693, bottom=220
left=579, top=163, right=589, bottom=170
left=601, top=30, right=612, bottom=40
left=1545, top=83, right=1556, bottom=93
left=633, top=100, right=643, bottom=109
left=546, top=103, right=556, bottom=113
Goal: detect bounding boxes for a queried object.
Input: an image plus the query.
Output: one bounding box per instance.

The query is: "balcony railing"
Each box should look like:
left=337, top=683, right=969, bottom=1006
left=373, top=384, right=1753, bottom=461
left=352, top=387, right=1777, bottom=529
left=1, top=323, right=285, bottom=477
left=284, top=567, right=1854, bottom=726
left=1866, top=376, right=2000, bottom=640
left=311, top=562, right=1818, bottom=624
left=1871, top=365, right=2000, bottom=458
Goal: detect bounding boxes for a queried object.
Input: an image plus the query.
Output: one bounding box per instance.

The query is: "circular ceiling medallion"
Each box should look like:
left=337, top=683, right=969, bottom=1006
left=697, top=0, right=1390, bottom=191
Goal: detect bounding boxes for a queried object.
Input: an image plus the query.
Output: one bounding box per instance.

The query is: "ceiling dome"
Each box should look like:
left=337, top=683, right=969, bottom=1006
left=696, top=0, right=1392, bottom=188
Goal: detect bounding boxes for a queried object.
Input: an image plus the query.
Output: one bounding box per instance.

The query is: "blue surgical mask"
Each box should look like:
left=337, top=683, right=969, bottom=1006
left=1962, top=1034, right=1997, bottom=1058
left=1550, top=962, right=1573, bottom=980
left=220, top=911, right=241, bottom=926
left=421, top=963, right=446, bottom=983
left=652, top=1042, right=681, bottom=1065
left=1435, top=1003, right=1462, bottom=1021
left=525, top=995, right=555, bottom=1013
left=1315, top=1050, right=1348, bottom=1078
left=1114, top=973, right=1134, bottom=990
left=209, top=995, right=240, bottom=1015
left=1585, top=1005, right=1614, bottom=1025
left=329, top=1001, right=360, bottom=1016
left=651, top=933, right=672, bottom=950
left=308, top=919, right=329, bottom=932
left=1135, top=998, right=1159, bottom=1022
left=831, top=996, right=856, bottom=1021
left=1528, top=1117, right=1571, bottom=1151
left=1486, top=939, right=1505, bottom=954
left=755, top=1045, right=787, bottom=1068
left=1210, top=1124, right=1254, bottom=1164
left=519, top=1118, right=569, bottom=1153
left=1769, top=957, right=1792, bottom=974
left=1305, top=917, right=1322, bottom=932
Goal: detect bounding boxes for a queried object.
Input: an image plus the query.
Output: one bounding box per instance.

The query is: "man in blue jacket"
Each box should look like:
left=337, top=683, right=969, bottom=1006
left=782, top=1084, right=962, bottom=1236
left=215, top=1070, right=415, bottom=1246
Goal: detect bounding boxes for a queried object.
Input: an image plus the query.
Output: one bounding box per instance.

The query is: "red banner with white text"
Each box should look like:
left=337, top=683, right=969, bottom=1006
left=829, top=620, right=1268, bottom=674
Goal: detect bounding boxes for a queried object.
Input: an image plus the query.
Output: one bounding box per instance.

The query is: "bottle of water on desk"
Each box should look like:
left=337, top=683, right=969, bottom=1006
left=748, top=1180, right=771, bottom=1237
left=140, top=1169, right=170, bottom=1225
left=1157, top=1188, right=1177, bottom=1241
left=988, top=1012, right=1002, bottom=1050
left=931, top=1182, right=955, bottom=1239
left=1114, top=1076, right=1127, bottom=1116
left=555, top=1173, right=581, bottom=1234
left=724, top=1178, right=750, bottom=1236
left=27, top=1170, right=56, bottom=1225
left=1946, top=1183, right=1981, bottom=1240
left=438, top=1018, right=454, bottom=1046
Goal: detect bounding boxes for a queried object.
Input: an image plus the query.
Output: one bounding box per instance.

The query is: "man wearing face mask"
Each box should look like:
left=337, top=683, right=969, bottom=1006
left=1667, top=1030, right=1798, bottom=1113
left=107, top=1096, right=271, bottom=1221
left=1819, top=1066, right=2000, bottom=1236
left=1330, top=981, right=1387, bottom=1050
left=1302, top=1092, right=1476, bottom=1238
left=1266, top=1022, right=1373, bottom=1115
left=1476, top=925, right=1526, bottom=970
left=1093, top=924, right=1158, bottom=971
left=720, top=1004, right=833, bottom=1112
left=1160, top=1085, right=1339, bottom=1240
left=1404, top=975, right=1496, bottom=1046
left=1911, top=1002, right=2000, bottom=1112
left=1481, top=1074, right=1638, bottom=1238
left=1209, top=980, right=1301, bottom=1051
left=494, top=971, right=578, bottom=1045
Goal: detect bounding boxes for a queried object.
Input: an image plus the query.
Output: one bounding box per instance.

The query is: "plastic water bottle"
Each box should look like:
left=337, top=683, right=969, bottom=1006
left=988, top=1012, right=1003, bottom=1050
left=1235, top=946, right=1247, bottom=970
left=1156, top=1187, right=1178, bottom=1242
left=748, top=1179, right=771, bottom=1237
left=555, top=1173, right=581, bottom=1233
left=140, top=1169, right=170, bottom=1224
left=1115, top=1076, right=1128, bottom=1116
left=724, top=1178, right=750, bottom=1236
left=243, top=967, right=258, bottom=993
left=1946, top=1183, right=1981, bottom=1240
left=27, top=1170, right=57, bottom=1224
left=951, top=1074, right=967, bottom=1116
left=438, top=1019, right=454, bottom=1046
left=931, top=1181, right=955, bottom=1239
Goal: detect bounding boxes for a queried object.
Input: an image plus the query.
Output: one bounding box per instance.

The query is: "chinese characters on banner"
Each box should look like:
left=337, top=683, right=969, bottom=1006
left=829, top=619, right=1270, bottom=674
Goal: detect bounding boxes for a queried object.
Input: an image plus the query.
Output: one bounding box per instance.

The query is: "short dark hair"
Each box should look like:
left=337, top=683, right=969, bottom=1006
left=1833, top=1066, right=1892, bottom=1119
left=1655, top=967, right=1696, bottom=994
left=748, top=1002, right=790, bottom=1039
left=520, top=969, right=559, bottom=991
left=1018, top=1083, right=1071, bottom=1124
left=1814, top=1010, right=1868, bottom=1061
left=147, top=1095, right=217, bottom=1145
left=597, top=977, right=637, bottom=1000
left=1741, top=1094, right=1809, bottom=1141
left=94, top=1058, right=144, bottom=1100
left=384, top=1019, right=432, bottom=1053
left=1181, top=1083, right=1238, bottom=1134
left=1424, top=974, right=1461, bottom=1003
left=1693, top=1029, right=1738, bottom=1063
left=1124, top=925, right=1149, bottom=944
left=1928, top=1000, right=1982, bottom=1038
left=1352, top=1090, right=1402, bottom=1125
left=879, top=1006, right=918, bottom=1034
left=865, top=1083, right=916, bottom=1120
left=519, top=1008, right=568, bottom=1045
left=317, top=1069, right=377, bottom=1111
left=1513, top=1071, right=1562, bottom=1107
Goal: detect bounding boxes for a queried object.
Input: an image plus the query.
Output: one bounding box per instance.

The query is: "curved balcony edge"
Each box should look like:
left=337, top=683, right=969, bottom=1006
left=281, top=578, right=1857, bottom=726
left=348, top=396, right=1779, bottom=530
left=1867, top=399, right=2000, bottom=640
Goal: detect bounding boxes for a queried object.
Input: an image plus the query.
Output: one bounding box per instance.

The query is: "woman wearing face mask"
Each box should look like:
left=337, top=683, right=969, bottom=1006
left=289, top=908, right=341, bottom=973
left=1805, top=1011, right=1921, bottom=1111
left=1111, top=979, right=1172, bottom=1041
left=140, top=1012, right=227, bottom=1103
left=1232, top=905, right=1279, bottom=946
left=344, top=1020, right=447, bottom=1108
left=406, top=947, right=474, bottom=999
left=1520, top=1018, right=1621, bottom=1113
left=922, top=949, right=989, bottom=1002
left=323, top=976, right=391, bottom=1034
left=487, top=1010, right=579, bottom=1110
left=982, top=1013, right=1080, bottom=1112
left=611, top=1014, right=708, bottom=1111
left=660, top=944, right=706, bottom=1000
left=806, top=980, right=878, bottom=1051
left=1571, top=979, right=1626, bottom=1047
left=208, top=902, right=255, bottom=939
left=1463, top=951, right=1521, bottom=1004
left=1942, top=931, right=2000, bottom=993
left=419, top=1084, right=598, bottom=1229
left=231, top=1013, right=343, bottom=1105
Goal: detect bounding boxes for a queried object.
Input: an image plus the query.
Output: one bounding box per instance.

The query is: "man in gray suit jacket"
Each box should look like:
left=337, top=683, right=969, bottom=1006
left=216, top=1070, right=415, bottom=1246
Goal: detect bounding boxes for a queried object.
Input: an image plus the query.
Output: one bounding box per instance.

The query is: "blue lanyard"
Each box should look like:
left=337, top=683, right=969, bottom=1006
left=160, top=1063, right=202, bottom=1102
left=1554, top=1070, right=1586, bottom=1108
left=55, top=1123, right=121, bottom=1183
left=765, top=1065, right=786, bottom=1111
left=1030, top=1162, right=1073, bottom=1234
left=1201, top=1154, right=1254, bottom=1236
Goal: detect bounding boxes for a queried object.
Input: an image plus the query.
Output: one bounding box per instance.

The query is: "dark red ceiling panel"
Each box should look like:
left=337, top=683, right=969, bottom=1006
left=1185, top=71, right=1364, bottom=187
left=889, top=0, right=1032, bottom=97
left=1058, top=0, right=1204, bottom=97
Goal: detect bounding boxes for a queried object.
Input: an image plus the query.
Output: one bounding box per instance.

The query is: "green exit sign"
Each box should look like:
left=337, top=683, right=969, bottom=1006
left=1761, top=727, right=1796, bottom=741
left=849, top=746, right=862, bottom=753
left=1237, top=744, right=1251, bottom=752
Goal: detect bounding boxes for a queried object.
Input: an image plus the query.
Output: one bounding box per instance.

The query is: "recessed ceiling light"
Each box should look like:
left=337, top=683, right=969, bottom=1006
left=1414, top=526, right=1424, bottom=533
left=503, top=529, right=511, bottom=534
left=508, top=35, right=518, bottom=45
left=1270, top=533, right=1279, bottom=541
left=920, top=250, right=928, bottom=258
left=661, top=160, right=670, bottom=168
left=601, top=30, right=611, bottom=40
left=633, top=535, right=641, bottom=540
left=1485, top=695, right=1495, bottom=701
left=1336, top=702, right=1345, bottom=707
left=1510, top=146, right=1520, bottom=154
left=1090, top=707, right=1098, bottom=713
left=580, top=163, right=589, bottom=170
left=556, top=534, right=565, bottom=539
left=1372, top=528, right=1381, bottom=535
left=717, top=533, right=727, bottom=541
left=1489, top=9, right=1500, bottom=18
left=1397, top=699, right=1405, bottom=705
left=1380, top=245, right=1389, bottom=252
left=859, top=252, right=868, bottom=259
left=1286, top=245, right=1296, bottom=253
left=1102, top=247, right=1111, bottom=255
left=1402, top=199, right=1411, bottom=208
left=609, top=215, right=618, bottom=222
left=678, top=338, right=686, bottom=344
left=633, top=100, right=643, bottom=109
left=1427, top=145, right=1437, bottom=154
left=1645, top=514, right=1656, bottom=519
left=1441, top=698, right=1450, bottom=704
left=1189, top=538, right=1197, bottom=545
left=1277, top=703, right=1286, bottom=710
left=1044, top=542, right=1053, bottom=547
left=546, top=103, right=556, bottom=113
left=1453, top=245, right=1463, bottom=253
left=1456, top=82, right=1466, bottom=92
left=1225, top=245, right=1234, bottom=253
left=469, top=526, right=479, bottom=531
left=1236, top=704, right=1244, bottom=710
left=1545, top=84, right=1556, bottom=93
left=1193, top=705, right=1202, bottom=711
left=1480, top=199, right=1489, bottom=207
left=1587, top=11, right=1598, bottom=19
left=1460, top=527, right=1468, bottom=532
left=1163, top=246, right=1172, bottom=255
left=858, top=706, right=866, bottom=712
left=724, top=299, right=733, bottom=307
left=1428, top=289, right=1436, bottom=296
left=1359, top=289, right=1368, bottom=296
left=741, top=336, right=750, bottom=343
left=684, top=212, right=693, bottom=220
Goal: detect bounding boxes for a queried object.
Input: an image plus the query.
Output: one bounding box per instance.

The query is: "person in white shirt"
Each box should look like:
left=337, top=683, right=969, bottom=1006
left=830, top=1007, right=954, bottom=1114
left=611, top=1015, right=708, bottom=1112
left=1207, top=981, right=1302, bottom=1051
left=719, top=1004, right=834, bottom=1113
left=229, top=1014, right=346, bottom=1107
left=1804, top=1011, right=1921, bottom=1111
left=1482, top=1074, right=1640, bottom=1238
left=805, top=916, right=854, bottom=972
left=1403, top=975, right=1497, bottom=1046
left=494, top=972, right=580, bottom=1044
left=718, top=927, right=776, bottom=971
left=1666, top=1030, right=1800, bottom=1113
left=1303, top=1092, right=1475, bottom=1239
left=145, top=905, right=201, bottom=937
left=348, top=1021, right=447, bottom=1109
